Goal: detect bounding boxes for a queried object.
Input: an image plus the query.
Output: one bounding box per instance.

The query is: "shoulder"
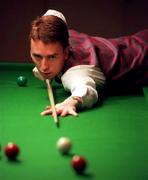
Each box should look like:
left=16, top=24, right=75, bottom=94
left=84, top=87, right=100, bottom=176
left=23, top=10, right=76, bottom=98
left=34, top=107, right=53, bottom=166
left=68, top=29, right=90, bottom=39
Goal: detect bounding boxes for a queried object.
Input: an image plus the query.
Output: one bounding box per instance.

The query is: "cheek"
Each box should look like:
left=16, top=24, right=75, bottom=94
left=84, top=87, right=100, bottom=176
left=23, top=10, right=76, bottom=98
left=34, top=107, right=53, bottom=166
left=54, top=60, right=64, bottom=73
left=32, top=59, right=39, bottom=66
left=31, top=55, right=37, bottom=63
left=31, top=58, right=36, bottom=64
left=32, top=59, right=41, bottom=70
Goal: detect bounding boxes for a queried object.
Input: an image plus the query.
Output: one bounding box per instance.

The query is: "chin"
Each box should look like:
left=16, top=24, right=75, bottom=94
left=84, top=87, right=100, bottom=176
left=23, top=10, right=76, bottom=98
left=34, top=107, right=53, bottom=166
left=44, top=74, right=55, bottom=80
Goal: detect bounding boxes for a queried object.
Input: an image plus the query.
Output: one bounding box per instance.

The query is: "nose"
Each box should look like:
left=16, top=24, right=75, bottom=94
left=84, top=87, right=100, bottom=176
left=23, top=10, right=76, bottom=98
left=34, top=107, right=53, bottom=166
left=40, top=58, right=49, bottom=72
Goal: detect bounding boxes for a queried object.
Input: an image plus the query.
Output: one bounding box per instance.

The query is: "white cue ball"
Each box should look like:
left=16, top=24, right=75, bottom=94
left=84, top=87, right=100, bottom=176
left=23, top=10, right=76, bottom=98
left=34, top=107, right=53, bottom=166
left=56, top=137, right=72, bottom=154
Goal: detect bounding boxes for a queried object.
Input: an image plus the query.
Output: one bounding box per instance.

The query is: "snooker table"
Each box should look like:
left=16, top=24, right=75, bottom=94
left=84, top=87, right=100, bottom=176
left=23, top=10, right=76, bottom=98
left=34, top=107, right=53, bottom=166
left=0, top=63, right=148, bottom=180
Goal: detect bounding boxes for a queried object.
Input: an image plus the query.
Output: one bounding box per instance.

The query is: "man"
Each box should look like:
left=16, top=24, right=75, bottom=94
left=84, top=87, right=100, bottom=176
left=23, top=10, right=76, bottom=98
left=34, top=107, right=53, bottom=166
left=30, top=9, right=148, bottom=117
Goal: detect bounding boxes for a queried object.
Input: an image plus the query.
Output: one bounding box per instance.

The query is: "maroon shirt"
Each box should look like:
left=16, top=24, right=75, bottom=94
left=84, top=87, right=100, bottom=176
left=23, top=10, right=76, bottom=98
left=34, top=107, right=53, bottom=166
left=64, top=29, right=148, bottom=88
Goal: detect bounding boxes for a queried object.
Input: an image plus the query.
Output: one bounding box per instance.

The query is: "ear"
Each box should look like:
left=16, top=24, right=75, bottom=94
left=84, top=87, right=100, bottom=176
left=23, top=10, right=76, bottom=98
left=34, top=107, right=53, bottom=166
left=64, top=46, right=70, bottom=60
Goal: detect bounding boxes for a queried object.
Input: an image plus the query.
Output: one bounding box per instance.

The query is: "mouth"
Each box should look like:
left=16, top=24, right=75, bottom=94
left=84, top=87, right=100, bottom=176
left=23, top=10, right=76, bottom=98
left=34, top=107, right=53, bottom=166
left=42, top=72, right=54, bottom=79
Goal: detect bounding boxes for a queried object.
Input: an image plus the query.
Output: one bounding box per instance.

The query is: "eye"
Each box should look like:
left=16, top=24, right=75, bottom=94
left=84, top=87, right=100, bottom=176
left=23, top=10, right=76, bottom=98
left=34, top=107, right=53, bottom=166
left=48, top=55, right=57, bottom=61
left=32, top=54, right=42, bottom=60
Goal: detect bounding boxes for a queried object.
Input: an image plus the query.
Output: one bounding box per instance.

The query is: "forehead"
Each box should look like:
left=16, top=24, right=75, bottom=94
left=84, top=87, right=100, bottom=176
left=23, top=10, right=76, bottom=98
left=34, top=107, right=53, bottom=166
left=30, top=39, right=63, bottom=54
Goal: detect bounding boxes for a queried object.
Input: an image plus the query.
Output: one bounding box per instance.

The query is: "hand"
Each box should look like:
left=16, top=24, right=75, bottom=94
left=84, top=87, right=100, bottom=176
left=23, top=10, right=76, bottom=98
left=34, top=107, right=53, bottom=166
left=40, top=96, right=82, bottom=117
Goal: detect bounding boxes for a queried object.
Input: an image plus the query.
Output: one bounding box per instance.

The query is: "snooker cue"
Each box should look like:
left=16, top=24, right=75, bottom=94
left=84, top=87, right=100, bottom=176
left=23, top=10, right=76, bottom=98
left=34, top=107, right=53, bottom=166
left=46, top=79, right=58, bottom=124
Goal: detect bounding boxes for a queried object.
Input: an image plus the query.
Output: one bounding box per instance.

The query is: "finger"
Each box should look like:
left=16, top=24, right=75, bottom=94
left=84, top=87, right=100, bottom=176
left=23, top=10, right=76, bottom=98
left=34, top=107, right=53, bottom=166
left=69, top=109, right=78, bottom=116
left=61, top=109, right=68, bottom=117
left=69, top=108, right=78, bottom=116
left=61, top=109, right=78, bottom=117
left=40, top=109, right=52, bottom=116
left=56, top=108, right=63, bottom=116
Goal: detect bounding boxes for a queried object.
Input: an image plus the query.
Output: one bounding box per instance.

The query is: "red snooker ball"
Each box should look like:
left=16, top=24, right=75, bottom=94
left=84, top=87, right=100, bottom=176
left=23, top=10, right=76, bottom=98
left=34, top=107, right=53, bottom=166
left=71, top=155, right=87, bottom=174
left=5, top=142, right=20, bottom=160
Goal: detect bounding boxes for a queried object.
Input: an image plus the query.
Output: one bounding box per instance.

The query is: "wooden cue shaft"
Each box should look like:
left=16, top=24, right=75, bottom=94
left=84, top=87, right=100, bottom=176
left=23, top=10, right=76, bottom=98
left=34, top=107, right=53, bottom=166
left=46, top=79, right=58, bottom=124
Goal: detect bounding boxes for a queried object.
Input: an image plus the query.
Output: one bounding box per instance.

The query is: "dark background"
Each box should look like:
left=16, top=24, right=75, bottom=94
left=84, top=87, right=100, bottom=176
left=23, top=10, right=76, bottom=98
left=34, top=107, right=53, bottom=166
left=0, top=0, right=148, bottom=63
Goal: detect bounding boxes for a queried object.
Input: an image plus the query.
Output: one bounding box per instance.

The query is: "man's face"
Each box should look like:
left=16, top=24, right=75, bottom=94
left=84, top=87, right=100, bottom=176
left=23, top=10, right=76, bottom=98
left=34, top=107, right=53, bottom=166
left=30, top=39, right=69, bottom=79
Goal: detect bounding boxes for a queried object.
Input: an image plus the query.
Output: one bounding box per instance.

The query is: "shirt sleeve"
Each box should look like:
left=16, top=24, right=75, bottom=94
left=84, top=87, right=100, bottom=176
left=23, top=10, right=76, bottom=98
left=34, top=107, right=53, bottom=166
left=61, top=65, right=106, bottom=108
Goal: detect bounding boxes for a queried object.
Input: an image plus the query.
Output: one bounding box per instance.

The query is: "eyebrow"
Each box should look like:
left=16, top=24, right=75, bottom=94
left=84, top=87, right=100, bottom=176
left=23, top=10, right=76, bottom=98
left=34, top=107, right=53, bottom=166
left=32, top=53, right=58, bottom=58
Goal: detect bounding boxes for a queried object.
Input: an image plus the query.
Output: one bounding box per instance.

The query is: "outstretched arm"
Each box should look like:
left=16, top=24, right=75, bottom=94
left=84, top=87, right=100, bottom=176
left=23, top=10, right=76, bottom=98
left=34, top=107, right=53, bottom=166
left=33, top=65, right=106, bottom=117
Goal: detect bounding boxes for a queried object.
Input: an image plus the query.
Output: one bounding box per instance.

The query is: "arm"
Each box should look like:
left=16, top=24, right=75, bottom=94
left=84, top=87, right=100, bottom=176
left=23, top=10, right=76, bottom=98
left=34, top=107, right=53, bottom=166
left=62, top=65, right=105, bottom=108
left=32, top=66, right=82, bottom=116
left=41, top=65, right=106, bottom=117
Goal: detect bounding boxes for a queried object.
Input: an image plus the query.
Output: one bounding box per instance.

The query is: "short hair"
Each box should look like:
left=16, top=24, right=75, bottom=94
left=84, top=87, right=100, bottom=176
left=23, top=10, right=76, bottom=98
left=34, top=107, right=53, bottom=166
left=30, top=15, right=69, bottom=49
